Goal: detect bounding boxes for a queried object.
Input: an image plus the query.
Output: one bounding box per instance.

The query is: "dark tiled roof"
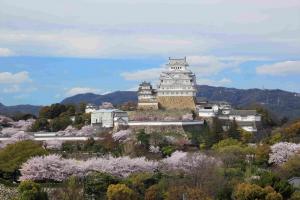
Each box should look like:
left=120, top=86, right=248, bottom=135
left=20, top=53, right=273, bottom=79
left=230, top=110, right=257, bottom=116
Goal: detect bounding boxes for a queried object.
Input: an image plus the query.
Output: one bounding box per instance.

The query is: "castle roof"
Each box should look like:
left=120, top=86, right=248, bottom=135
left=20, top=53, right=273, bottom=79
left=167, top=57, right=188, bottom=66
left=230, top=109, right=258, bottom=116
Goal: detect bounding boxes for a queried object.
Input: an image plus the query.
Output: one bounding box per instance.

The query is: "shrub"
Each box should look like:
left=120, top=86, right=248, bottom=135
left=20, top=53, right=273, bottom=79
left=281, top=155, right=300, bottom=178
left=144, top=184, right=163, bottom=200
left=30, top=118, right=49, bottom=132
left=233, top=183, right=266, bottom=200
left=50, top=176, right=84, bottom=200
left=18, top=180, right=48, bottom=200
left=0, top=140, right=47, bottom=181
left=165, top=186, right=212, bottom=200
left=161, top=146, right=175, bottom=157
left=106, top=184, right=137, bottom=200
left=84, top=172, right=119, bottom=199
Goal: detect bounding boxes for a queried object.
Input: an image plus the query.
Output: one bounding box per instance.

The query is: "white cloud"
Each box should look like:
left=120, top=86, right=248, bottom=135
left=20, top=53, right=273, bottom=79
left=0, top=0, right=299, bottom=58
left=0, top=71, right=31, bottom=84
left=256, top=61, right=300, bottom=75
left=66, top=87, right=101, bottom=96
left=121, top=68, right=163, bottom=81
left=3, top=85, right=20, bottom=93
left=197, top=78, right=232, bottom=86
left=0, top=48, right=14, bottom=56
left=188, top=56, right=236, bottom=76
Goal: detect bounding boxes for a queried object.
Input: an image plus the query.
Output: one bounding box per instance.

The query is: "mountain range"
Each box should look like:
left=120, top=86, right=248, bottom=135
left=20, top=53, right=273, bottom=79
left=1, top=85, right=300, bottom=120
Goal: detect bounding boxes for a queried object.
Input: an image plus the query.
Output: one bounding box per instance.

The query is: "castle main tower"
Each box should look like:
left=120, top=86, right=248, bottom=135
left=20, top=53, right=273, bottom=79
left=157, top=57, right=197, bottom=110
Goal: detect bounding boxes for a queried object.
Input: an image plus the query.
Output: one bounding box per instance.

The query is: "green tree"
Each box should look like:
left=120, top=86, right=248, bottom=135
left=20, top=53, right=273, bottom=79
left=281, top=155, right=300, bottom=178
left=66, top=104, right=76, bottom=116
left=137, top=130, right=150, bottom=148
left=106, top=184, right=137, bottom=200
left=255, top=144, right=270, bottom=166
left=208, top=117, right=224, bottom=145
left=79, top=102, right=87, bottom=114
left=125, top=172, right=160, bottom=198
left=49, top=116, right=72, bottom=132
left=252, top=171, right=294, bottom=199
left=233, top=183, right=266, bottom=200
left=0, top=141, right=47, bottom=181
left=30, top=118, right=49, bottom=132
left=161, top=146, right=175, bottom=157
left=256, top=107, right=278, bottom=128
left=145, top=184, right=163, bottom=200
left=227, top=120, right=241, bottom=140
left=18, top=180, right=48, bottom=200
left=84, top=172, right=119, bottom=199
left=52, top=176, right=84, bottom=200
left=165, top=186, right=212, bottom=200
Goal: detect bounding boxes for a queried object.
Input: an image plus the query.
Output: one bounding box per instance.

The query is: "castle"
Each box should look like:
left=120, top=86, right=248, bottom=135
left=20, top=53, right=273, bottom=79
left=138, top=57, right=197, bottom=110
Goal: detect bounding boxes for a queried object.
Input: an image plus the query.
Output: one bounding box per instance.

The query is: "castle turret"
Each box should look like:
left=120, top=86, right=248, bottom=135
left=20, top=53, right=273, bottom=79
left=137, top=82, right=158, bottom=110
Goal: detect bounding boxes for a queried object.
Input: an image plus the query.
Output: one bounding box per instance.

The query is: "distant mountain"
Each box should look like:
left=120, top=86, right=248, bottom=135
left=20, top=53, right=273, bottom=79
left=0, top=103, right=41, bottom=116
left=61, top=91, right=138, bottom=105
left=1, top=86, right=299, bottom=120
left=61, top=85, right=300, bottom=120
left=196, top=85, right=300, bottom=120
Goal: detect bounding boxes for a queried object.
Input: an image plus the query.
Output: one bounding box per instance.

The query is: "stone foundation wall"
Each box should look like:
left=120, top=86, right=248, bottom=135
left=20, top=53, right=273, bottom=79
left=130, top=124, right=201, bottom=134
left=157, top=96, right=196, bottom=110
left=138, top=102, right=159, bottom=110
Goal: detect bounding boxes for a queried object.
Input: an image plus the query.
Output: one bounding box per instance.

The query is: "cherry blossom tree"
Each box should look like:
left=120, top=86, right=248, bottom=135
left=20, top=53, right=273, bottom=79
left=20, top=155, right=85, bottom=181
left=56, top=125, right=94, bottom=136
left=43, top=140, right=63, bottom=150
left=1, top=119, right=35, bottom=137
left=181, top=113, right=194, bottom=121
left=162, top=151, right=221, bottom=172
left=268, top=142, right=300, bottom=165
left=0, top=131, right=34, bottom=149
left=20, top=154, right=159, bottom=181
left=112, top=129, right=131, bottom=142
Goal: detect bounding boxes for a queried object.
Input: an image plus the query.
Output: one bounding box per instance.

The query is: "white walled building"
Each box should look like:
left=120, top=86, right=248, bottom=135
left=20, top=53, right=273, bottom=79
left=85, top=104, right=98, bottom=113
left=197, top=101, right=261, bottom=132
left=197, top=101, right=231, bottom=118
left=157, top=57, right=197, bottom=97
left=91, top=109, right=129, bottom=128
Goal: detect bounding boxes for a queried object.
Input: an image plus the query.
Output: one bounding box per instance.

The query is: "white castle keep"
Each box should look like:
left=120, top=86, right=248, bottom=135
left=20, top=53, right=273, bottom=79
left=157, top=57, right=197, bottom=97
left=138, top=57, right=197, bottom=110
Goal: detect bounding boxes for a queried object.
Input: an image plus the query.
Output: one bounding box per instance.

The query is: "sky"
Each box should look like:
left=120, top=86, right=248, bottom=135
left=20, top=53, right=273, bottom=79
left=0, top=0, right=300, bottom=106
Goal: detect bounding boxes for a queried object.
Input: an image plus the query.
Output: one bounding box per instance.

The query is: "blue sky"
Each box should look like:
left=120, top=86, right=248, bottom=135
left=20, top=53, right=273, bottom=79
left=0, top=0, right=300, bottom=105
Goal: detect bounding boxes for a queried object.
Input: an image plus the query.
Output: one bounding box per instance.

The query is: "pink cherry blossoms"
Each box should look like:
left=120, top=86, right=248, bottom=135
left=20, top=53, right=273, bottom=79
left=162, top=151, right=221, bottom=172
left=20, top=151, right=221, bottom=182
left=43, top=140, right=63, bottom=150
left=268, top=142, right=300, bottom=165
left=0, top=131, right=34, bottom=149
left=56, top=125, right=95, bottom=137
left=20, top=154, right=159, bottom=181
left=112, top=129, right=132, bottom=142
left=20, top=154, right=85, bottom=182
left=1, top=119, right=35, bottom=137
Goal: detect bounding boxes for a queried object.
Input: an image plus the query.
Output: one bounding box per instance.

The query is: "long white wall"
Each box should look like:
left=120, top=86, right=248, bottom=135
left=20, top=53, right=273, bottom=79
left=128, top=120, right=203, bottom=126
left=0, top=136, right=101, bottom=141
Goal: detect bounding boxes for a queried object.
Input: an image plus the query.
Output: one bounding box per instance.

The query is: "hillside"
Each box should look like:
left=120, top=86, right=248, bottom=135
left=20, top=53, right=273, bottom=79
left=0, top=103, right=41, bottom=116
left=61, top=85, right=300, bottom=120
left=1, top=86, right=299, bottom=120
left=61, top=91, right=138, bottom=105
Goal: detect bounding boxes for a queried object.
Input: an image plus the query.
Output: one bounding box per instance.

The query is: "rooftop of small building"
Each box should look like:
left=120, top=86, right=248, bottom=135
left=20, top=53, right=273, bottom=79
left=92, top=109, right=127, bottom=113
left=230, top=109, right=258, bottom=116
